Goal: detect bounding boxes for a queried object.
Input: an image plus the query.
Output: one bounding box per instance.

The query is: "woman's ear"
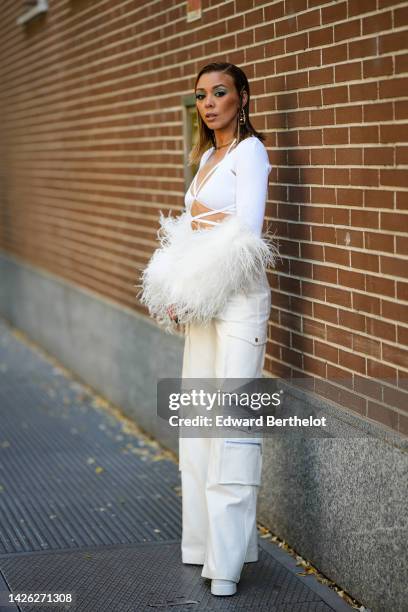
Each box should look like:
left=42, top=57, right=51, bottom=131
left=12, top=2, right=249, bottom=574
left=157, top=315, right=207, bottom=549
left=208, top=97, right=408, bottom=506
left=241, top=89, right=248, bottom=108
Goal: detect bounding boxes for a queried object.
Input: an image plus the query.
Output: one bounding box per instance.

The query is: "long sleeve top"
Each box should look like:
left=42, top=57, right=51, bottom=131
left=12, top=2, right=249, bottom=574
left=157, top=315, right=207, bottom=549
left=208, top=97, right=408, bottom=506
left=184, top=136, right=272, bottom=237
left=140, top=136, right=278, bottom=331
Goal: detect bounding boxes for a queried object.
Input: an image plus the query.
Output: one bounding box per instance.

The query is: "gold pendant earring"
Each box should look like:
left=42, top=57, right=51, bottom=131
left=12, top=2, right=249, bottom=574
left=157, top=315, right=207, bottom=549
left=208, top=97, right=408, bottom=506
left=239, top=107, right=246, bottom=124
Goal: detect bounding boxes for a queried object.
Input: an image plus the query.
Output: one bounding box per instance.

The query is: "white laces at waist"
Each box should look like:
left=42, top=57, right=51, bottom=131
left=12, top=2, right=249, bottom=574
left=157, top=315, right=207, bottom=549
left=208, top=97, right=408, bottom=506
left=188, top=204, right=235, bottom=226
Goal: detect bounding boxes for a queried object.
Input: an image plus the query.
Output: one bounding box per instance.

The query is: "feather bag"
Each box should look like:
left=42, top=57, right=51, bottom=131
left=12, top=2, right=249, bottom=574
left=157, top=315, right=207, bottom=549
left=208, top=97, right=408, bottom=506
left=136, top=210, right=280, bottom=333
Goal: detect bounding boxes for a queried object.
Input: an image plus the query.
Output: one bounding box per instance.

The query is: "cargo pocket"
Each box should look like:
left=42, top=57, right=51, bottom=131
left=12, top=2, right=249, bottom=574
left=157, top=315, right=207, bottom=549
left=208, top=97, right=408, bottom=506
left=218, top=440, right=263, bottom=486
left=219, top=322, right=268, bottom=379
left=225, top=322, right=268, bottom=347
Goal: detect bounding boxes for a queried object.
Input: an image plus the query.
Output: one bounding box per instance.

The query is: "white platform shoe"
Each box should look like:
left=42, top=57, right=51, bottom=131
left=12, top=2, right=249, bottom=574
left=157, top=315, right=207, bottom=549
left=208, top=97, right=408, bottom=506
left=211, top=579, right=237, bottom=596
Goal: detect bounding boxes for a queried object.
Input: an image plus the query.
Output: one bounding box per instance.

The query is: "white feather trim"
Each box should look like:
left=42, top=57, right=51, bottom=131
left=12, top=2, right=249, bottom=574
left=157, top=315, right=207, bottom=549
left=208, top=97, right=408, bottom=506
left=136, top=211, right=280, bottom=333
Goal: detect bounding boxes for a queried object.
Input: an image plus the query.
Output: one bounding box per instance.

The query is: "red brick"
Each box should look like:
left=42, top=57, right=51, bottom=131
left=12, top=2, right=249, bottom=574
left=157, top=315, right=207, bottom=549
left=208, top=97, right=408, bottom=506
left=351, top=209, right=379, bottom=229
left=397, top=281, right=408, bottom=301
left=278, top=238, right=298, bottom=257
left=384, top=386, right=408, bottom=417
left=353, top=292, right=381, bottom=315
left=367, top=356, right=397, bottom=380
left=335, top=61, right=362, bottom=82
left=280, top=310, right=302, bottom=332
left=349, top=0, right=376, bottom=16
left=290, top=259, right=313, bottom=278
left=300, top=206, right=323, bottom=223
left=274, top=291, right=291, bottom=310
left=338, top=269, right=365, bottom=290
left=312, top=225, right=336, bottom=244
left=324, top=168, right=350, bottom=185
left=400, top=413, right=408, bottom=436
left=366, top=319, right=396, bottom=343
left=322, top=85, right=349, bottom=105
left=326, top=286, right=352, bottom=308
left=365, top=189, right=394, bottom=208
left=315, top=340, right=339, bottom=363
left=255, top=23, right=274, bottom=43
left=326, top=363, right=353, bottom=389
left=381, top=124, right=408, bottom=143
left=382, top=296, right=408, bottom=324
left=367, top=402, right=399, bottom=431
left=398, top=370, right=408, bottom=391
left=304, top=317, right=326, bottom=339
left=380, top=211, right=408, bottom=232
left=328, top=383, right=367, bottom=416
left=281, top=347, right=303, bottom=368
left=364, top=232, right=394, bottom=254
left=338, top=228, right=364, bottom=249
left=298, top=49, right=321, bottom=69
left=338, top=349, right=366, bottom=374
left=334, top=18, right=361, bottom=42
left=314, top=302, right=339, bottom=325
left=366, top=274, right=395, bottom=297
left=326, top=326, right=352, bottom=349
left=383, top=343, right=408, bottom=369
left=302, top=281, right=325, bottom=300
left=276, top=11, right=296, bottom=38
left=267, top=357, right=291, bottom=378
left=322, top=1, right=347, bottom=24
left=363, top=101, right=393, bottom=122
left=269, top=323, right=291, bottom=346
left=291, top=333, right=313, bottom=355
left=396, top=235, right=408, bottom=255
left=363, top=56, right=393, bottom=78
left=381, top=256, right=408, bottom=279
left=280, top=275, right=301, bottom=294
left=325, top=245, right=350, bottom=266
left=309, top=26, right=334, bottom=47
left=350, top=251, right=379, bottom=272
left=300, top=243, right=323, bottom=261
left=313, top=263, right=338, bottom=284
left=291, top=296, right=314, bottom=317
left=288, top=223, right=311, bottom=240
left=396, top=192, right=408, bottom=210
left=350, top=125, right=379, bottom=143
left=362, top=10, right=392, bottom=34
left=339, top=310, right=366, bottom=333
left=353, top=335, right=381, bottom=359
left=336, top=144, right=364, bottom=161
left=303, top=354, right=326, bottom=377
left=354, top=374, right=383, bottom=401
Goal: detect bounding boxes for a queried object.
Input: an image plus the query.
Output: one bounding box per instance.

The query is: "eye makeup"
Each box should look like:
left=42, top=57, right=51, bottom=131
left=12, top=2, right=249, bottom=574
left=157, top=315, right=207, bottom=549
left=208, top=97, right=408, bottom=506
left=195, top=88, right=228, bottom=100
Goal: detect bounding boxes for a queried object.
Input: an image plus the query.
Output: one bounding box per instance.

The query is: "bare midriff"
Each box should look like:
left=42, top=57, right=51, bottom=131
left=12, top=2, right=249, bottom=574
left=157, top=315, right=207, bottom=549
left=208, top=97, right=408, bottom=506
left=190, top=199, right=229, bottom=230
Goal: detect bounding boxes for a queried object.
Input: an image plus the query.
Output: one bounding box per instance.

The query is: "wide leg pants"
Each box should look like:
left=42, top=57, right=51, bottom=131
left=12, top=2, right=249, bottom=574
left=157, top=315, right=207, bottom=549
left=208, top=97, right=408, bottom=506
left=178, top=273, right=271, bottom=583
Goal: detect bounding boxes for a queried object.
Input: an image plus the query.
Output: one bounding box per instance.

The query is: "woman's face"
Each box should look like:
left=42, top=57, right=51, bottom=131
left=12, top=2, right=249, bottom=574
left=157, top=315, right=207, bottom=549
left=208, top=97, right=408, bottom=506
left=195, top=71, right=246, bottom=133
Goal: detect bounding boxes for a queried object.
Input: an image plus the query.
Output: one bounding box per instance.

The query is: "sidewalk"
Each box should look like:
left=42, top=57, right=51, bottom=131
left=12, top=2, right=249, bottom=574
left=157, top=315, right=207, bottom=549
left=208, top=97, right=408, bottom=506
left=0, top=317, right=355, bottom=612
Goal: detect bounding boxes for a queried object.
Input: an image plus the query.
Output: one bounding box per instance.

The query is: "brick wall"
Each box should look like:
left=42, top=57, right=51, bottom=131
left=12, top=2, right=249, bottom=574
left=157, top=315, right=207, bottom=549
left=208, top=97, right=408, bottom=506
left=0, top=0, right=407, bottom=435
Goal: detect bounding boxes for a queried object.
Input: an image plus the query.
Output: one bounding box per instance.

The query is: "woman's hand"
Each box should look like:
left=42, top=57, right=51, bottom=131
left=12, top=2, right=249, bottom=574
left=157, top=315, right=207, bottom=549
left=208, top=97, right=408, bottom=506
left=167, top=305, right=179, bottom=323
left=190, top=199, right=228, bottom=230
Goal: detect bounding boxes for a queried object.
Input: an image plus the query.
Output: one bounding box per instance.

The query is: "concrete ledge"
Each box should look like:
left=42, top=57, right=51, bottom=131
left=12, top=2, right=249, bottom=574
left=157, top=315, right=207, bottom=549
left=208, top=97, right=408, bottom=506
left=1, top=251, right=406, bottom=611
left=0, top=252, right=184, bottom=442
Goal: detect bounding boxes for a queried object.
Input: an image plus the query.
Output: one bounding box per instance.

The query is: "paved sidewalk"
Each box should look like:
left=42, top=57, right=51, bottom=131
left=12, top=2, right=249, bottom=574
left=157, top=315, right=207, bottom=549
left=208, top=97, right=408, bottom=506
left=0, top=317, right=354, bottom=612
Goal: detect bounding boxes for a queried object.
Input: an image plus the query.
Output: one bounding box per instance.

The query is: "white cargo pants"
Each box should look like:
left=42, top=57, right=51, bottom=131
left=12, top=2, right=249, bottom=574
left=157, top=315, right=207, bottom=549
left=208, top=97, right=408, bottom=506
left=178, top=273, right=271, bottom=583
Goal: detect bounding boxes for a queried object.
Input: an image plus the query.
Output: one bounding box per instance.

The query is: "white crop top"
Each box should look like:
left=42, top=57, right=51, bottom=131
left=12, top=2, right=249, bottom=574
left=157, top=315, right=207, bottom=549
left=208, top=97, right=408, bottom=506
left=184, top=136, right=272, bottom=237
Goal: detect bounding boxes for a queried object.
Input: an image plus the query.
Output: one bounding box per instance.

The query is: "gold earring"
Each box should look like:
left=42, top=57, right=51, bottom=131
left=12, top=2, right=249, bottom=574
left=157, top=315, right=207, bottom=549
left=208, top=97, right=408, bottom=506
left=239, top=107, right=246, bottom=124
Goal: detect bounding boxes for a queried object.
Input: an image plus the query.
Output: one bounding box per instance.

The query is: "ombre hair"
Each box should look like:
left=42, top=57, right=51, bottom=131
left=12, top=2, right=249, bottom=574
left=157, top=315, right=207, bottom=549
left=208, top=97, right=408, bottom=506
left=188, top=62, right=265, bottom=166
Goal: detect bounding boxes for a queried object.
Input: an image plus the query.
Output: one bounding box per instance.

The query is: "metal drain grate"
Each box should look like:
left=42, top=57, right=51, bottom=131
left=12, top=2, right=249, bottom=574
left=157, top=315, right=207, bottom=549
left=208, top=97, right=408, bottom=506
left=0, top=318, right=352, bottom=611
left=0, top=541, right=332, bottom=612
left=0, top=369, right=182, bottom=555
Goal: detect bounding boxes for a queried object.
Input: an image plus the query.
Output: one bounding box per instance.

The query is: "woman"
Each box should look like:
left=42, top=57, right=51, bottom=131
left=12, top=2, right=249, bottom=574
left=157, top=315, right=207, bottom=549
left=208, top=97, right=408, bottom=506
left=139, top=62, right=279, bottom=596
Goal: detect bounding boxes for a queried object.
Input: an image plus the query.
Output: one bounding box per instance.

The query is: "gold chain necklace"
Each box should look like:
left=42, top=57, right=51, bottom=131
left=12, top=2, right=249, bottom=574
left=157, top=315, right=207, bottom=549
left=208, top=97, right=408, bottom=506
left=214, top=138, right=235, bottom=150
